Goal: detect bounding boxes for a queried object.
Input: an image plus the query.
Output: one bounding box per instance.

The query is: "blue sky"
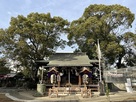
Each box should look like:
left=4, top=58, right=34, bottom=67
left=0, top=0, right=136, bottom=52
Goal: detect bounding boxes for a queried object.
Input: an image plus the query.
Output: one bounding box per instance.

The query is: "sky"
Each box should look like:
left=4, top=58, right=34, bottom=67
left=0, top=0, right=136, bottom=52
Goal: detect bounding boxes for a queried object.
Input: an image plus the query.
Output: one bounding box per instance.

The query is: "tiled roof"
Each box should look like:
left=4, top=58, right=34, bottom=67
left=47, top=52, right=93, bottom=67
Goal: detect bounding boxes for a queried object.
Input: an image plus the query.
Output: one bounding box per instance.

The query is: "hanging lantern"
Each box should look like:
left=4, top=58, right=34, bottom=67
left=57, top=74, right=61, bottom=82
left=50, top=74, right=56, bottom=84
left=82, top=74, right=88, bottom=84
left=75, top=69, right=79, bottom=76
left=60, top=72, right=63, bottom=76
left=94, top=72, right=98, bottom=76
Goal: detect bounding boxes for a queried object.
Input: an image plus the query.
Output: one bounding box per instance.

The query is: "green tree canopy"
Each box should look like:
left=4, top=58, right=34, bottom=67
left=0, top=12, right=69, bottom=77
left=68, top=4, right=135, bottom=68
left=122, top=32, right=136, bottom=66
left=0, top=58, right=10, bottom=74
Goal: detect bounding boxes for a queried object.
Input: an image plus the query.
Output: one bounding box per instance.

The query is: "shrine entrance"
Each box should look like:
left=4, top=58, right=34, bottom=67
left=60, top=68, right=79, bottom=85
left=47, top=67, right=80, bottom=86
left=70, top=72, right=78, bottom=84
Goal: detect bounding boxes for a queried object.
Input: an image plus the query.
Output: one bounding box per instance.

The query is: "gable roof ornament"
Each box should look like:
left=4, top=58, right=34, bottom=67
left=80, top=67, right=91, bottom=73
left=48, top=67, right=58, bottom=73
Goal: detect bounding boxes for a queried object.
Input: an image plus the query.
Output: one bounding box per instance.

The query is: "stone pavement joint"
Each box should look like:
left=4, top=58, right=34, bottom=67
left=61, top=95, right=80, bottom=102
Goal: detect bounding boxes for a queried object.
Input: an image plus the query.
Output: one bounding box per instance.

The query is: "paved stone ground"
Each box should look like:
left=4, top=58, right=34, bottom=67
left=0, top=94, right=19, bottom=102
left=1, top=88, right=136, bottom=102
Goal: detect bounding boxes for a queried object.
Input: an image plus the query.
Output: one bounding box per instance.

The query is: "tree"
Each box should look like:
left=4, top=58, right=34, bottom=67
left=68, top=4, right=135, bottom=68
left=0, top=12, right=69, bottom=77
left=122, top=32, right=136, bottom=66
left=0, top=58, right=10, bottom=74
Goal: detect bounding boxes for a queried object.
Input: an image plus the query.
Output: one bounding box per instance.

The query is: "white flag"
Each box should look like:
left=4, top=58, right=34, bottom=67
left=97, top=40, right=101, bottom=59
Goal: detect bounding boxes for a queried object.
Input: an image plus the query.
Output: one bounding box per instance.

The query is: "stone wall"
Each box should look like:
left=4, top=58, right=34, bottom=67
left=108, top=83, right=126, bottom=91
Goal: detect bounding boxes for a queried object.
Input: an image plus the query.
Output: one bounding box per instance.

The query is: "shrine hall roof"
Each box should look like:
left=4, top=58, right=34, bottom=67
left=47, top=52, right=94, bottom=67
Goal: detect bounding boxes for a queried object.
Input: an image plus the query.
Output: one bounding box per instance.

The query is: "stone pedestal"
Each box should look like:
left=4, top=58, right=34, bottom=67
left=37, top=84, right=46, bottom=95
left=99, top=81, right=105, bottom=96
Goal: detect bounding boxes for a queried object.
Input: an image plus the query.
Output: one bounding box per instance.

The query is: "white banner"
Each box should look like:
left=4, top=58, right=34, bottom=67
left=107, top=72, right=123, bottom=77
